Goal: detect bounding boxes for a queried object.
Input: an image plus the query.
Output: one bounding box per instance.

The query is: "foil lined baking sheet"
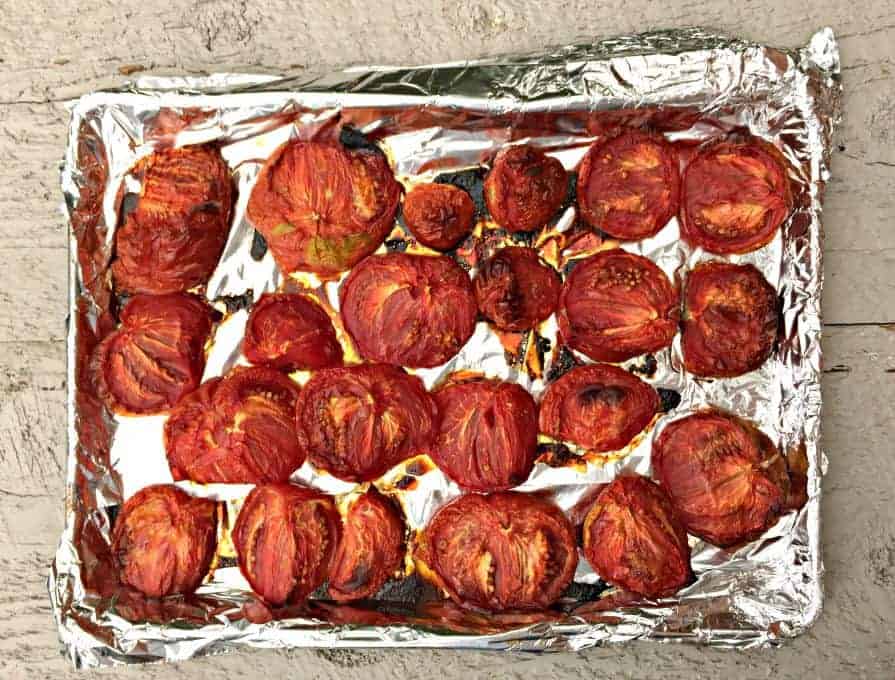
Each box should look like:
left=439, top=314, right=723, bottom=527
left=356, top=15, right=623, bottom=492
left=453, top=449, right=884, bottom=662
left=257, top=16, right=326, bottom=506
left=50, top=27, right=841, bottom=667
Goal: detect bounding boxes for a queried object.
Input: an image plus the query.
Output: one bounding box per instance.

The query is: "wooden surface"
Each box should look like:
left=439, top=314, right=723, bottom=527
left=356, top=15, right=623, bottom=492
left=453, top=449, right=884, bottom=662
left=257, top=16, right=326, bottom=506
left=0, top=1, right=893, bottom=678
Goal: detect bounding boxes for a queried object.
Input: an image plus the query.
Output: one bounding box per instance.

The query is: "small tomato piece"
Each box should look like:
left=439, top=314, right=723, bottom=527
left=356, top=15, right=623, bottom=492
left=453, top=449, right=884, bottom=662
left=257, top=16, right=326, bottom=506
left=403, top=183, right=475, bottom=250
left=484, top=145, right=567, bottom=232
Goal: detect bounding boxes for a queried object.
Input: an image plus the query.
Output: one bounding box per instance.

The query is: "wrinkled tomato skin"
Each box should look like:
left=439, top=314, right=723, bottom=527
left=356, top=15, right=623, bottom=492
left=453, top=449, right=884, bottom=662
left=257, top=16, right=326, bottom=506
left=403, top=183, right=475, bottom=251
left=484, top=145, right=567, bottom=233
left=473, top=247, right=561, bottom=332
left=683, top=261, right=778, bottom=377
left=577, top=131, right=680, bottom=240
left=113, top=145, right=233, bottom=295
left=164, top=366, right=304, bottom=484
left=420, top=492, right=578, bottom=611
left=557, top=249, right=678, bottom=362
left=339, top=253, right=477, bottom=368
left=329, top=490, right=406, bottom=601
left=539, top=364, right=659, bottom=452
left=95, top=293, right=217, bottom=415
left=582, top=475, right=691, bottom=598
left=246, top=139, right=401, bottom=276
left=233, top=484, right=340, bottom=606
left=432, top=378, right=538, bottom=492
left=296, top=364, right=438, bottom=482
left=111, top=484, right=217, bottom=599
left=681, top=139, right=793, bottom=254
left=242, top=293, right=343, bottom=371
left=652, top=410, right=786, bottom=547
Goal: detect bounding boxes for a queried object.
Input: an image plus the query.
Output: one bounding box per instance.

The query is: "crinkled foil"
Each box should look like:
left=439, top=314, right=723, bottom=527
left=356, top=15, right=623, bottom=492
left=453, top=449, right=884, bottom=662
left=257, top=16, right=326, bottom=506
left=50, top=27, right=841, bottom=667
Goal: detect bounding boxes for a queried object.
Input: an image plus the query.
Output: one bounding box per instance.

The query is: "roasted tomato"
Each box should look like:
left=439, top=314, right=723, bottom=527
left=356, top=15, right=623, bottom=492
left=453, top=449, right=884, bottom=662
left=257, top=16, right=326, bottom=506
left=473, top=247, right=561, bottom=331
left=403, top=183, right=475, bottom=250
left=111, top=484, right=217, bottom=598
left=652, top=409, right=787, bottom=547
left=296, top=363, right=438, bottom=482
left=164, top=366, right=304, bottom=484
left=484, top=144, right=567, bottom=232
left=539, top=364, right=659, bottom=452
left=246, top=139, right=401, bottom=276
left=339, top=253, right=477, bottom=368
left=95, top=293, right=216, bottom=415
left=432, top=378, right=538, bottom=491
left=242, top=293, right=343, bottom=371
left=682, top=261, right=778, bottom=377
left=582, top=475, right=691, bottom=598
left=577, top=130, right=680, bottom=240
left=328, top=490, right=406, bottom=601
left=419, top=492, right=577, bottom=611
left=232, top=484, right=340, bottom=605
left=557, top=249, right=678, bottom=362
left=112, top=145, right=233, bottom=294
left=680, top=139, right=793, bottom=254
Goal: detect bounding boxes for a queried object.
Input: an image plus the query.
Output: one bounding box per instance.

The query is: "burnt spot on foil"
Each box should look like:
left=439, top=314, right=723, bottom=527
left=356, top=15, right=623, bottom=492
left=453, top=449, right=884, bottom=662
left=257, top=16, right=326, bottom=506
left=434, top=167, right=487, bottom=217
left=250, top=230, right=268, bottom=261
left=657, top=388, right=682, bottom=413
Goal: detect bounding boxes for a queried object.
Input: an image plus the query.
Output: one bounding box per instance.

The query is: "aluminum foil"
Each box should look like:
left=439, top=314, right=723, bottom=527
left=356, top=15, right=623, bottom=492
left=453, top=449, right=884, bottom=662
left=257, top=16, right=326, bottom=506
left=50, top=27, right=841, bottom=668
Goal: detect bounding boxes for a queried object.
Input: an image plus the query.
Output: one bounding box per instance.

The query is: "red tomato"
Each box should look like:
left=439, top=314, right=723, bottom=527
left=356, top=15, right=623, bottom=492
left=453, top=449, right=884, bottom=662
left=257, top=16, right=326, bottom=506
left=682, top=261, right=778, bottom=377
left=113, top=145, right=233, bottom=294
left=403, top=183, right=475, bottom=250
left=246, top=139, right=401, bottom=276
left=111, top=484, right=217, bottom=598
left=484, top=144, right=567, bottom=232
left=339, top=253, right=477, bottom=368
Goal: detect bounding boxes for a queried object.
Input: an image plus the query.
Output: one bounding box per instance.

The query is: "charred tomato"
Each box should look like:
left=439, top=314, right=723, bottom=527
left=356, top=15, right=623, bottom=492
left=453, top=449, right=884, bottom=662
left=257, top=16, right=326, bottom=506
left=403, top=183, right=475, bottom=250
left=652, top=409, right=787, bottom=547
left=680, top=139, right=793, bottom=254
left=242, top=293, right=343, bottom=371
left=557, top=249, right=678, bottom=362
left=246, top=139, right=401, bottom=276
left=419, top=492, right=577, bottom=611
left=111, top=484, right=217, bottom=598
left=577, top=130, right=680, bottom=240
left=339, top=253, right=477, bottom=368
left=113, top=145, right=233, bottom=295
left=682, top=261, right=778, bottom=377
left=233, top=484, right=340, bottom=605
left=582, top=475, right=691, bottom=598
left=473, top=247, right=561, bottom=332
left=164, top=366, right=304, bottom=484
left=296, top=363, right=438, bottom=482
left=432, top=378, right=538, bottom=492
left=95, top=293, right=216, bottom=415
left=328, top=490, right=406, bottom=601
left=484, top=144, right=567, bottom=233
left=539, top=364, right=659, bottom=452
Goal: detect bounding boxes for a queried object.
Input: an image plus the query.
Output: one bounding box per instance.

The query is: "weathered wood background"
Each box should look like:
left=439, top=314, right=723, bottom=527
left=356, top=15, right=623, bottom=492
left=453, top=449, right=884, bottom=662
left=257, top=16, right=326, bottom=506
left=0, top=1, right=893, bottom=677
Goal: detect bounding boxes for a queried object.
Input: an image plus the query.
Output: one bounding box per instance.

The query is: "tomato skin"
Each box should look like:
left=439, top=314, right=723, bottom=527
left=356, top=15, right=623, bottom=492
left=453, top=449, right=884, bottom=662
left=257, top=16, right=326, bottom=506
left=432, top=377, right=538, bottom=492
left=652, top=409, right=788, bottom=547
left=95, top=293, right=217, bottom=415
left=680, top=139, right=793, bottom=254
left=403, top=183, right=475, bottom=251
left=582, top=475, right=691, bottom=598
left=682, top=261, right=778, bottom=377
left=111, top=484, right=217, bottom=598
left=328, top=490, right=406, bottom=602
left=484, top=144, right=567, bottom=233
left=557, top=249, right=678, bottom=363
left=539, top=364, right=659, bottom=452
left=233, top=484, right=340, bottom=606
left=295, top=363, right=438, bottom=482
left=419, top=492, right=578, bottom=611
left=339, top=253, right=477, bottom=368
left=247, top=139, right=401, bottom=276
left=473, top=247, right=561, bottom=332
left=113, top=145, right=233, bottom=295
left=164, top=366, right=304, bottom=484
left=243, top=293, right=343, bottom=371
left=577, top=130, right=680, bottom=240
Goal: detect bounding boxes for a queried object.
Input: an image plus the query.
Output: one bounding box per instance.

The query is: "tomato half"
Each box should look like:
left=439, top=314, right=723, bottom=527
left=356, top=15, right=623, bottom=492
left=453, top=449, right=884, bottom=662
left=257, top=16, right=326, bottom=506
left=403, top=183, right=475, bottom=251
left=111, top=484, right=217, bottom=598
left=557, top=249, right=678, bottom=362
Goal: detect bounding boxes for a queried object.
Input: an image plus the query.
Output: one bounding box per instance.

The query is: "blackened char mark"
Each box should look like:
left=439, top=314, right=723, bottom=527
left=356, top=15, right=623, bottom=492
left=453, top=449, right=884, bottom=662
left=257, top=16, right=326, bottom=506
left=434, top=167, right=487, bottom=217
left=250, top=230, right=268, bottom=261
left=339, top=125, right=382, bottom=155
left=657, top=388, right=682, bottom=413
